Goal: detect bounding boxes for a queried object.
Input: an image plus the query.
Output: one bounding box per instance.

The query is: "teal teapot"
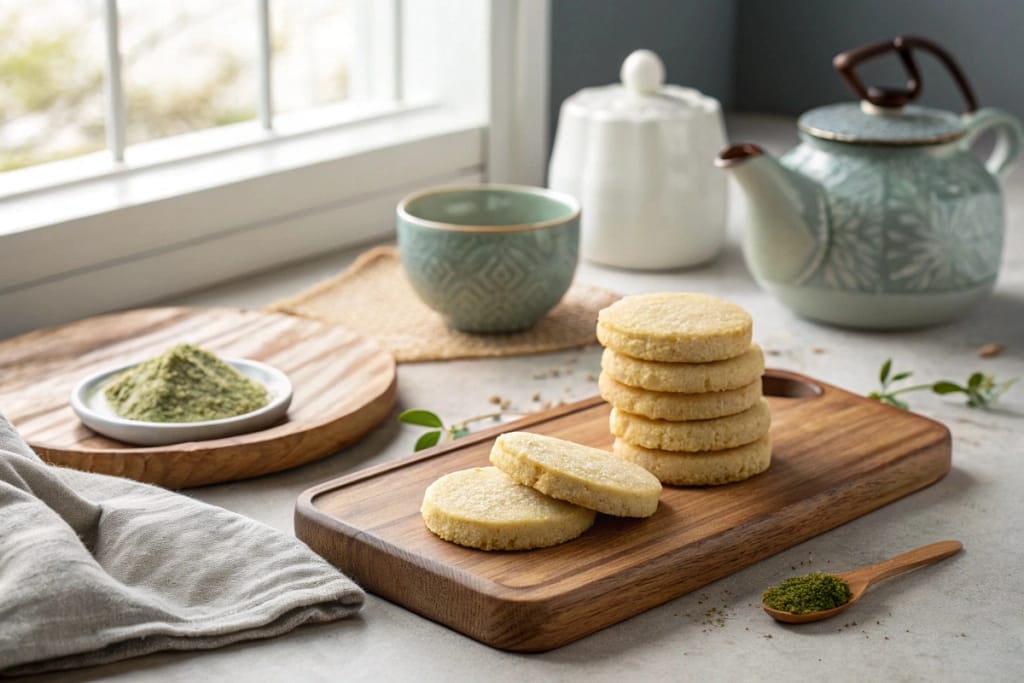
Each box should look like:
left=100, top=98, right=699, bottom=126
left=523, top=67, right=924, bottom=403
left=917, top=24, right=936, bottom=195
left=718, top=36, right=1023, bottom=328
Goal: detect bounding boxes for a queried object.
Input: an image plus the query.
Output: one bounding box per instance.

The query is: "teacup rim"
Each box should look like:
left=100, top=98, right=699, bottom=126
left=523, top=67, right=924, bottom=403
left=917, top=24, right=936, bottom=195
left=396, top=183, right=581, bottom=233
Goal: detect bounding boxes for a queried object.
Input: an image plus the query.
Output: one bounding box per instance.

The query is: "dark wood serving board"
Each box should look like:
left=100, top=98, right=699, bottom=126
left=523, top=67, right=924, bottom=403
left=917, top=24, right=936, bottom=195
left=295, top=370, right=951, bottom=652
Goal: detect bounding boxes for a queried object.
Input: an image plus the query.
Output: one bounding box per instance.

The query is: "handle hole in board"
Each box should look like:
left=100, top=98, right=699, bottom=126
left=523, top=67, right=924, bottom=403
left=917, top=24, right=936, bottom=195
left=763, top=375, right=823, bottom=399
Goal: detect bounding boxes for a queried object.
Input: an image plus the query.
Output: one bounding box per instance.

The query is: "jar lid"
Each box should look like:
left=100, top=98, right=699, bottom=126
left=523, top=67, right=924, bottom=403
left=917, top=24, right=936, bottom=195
left=799, top=101, right=967, bottom=145
left=560, top=50, right=721, bottom=122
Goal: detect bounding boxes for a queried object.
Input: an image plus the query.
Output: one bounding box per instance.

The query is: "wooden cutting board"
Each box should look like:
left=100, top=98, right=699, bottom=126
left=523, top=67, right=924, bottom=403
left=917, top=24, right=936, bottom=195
left=0, top=307, right=397, bottom=488
left=295, top=370, right=951, bottom=651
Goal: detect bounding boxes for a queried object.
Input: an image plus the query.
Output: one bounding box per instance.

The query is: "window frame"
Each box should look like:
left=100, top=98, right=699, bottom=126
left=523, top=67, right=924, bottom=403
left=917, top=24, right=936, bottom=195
left=0, top=0, right=551, bottom=339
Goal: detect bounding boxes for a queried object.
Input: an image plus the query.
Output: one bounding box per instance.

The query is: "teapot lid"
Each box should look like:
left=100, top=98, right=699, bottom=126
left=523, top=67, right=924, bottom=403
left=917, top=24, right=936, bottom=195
left=561, top=50, right=721, bottom=122
left=799, top=102, right=967, bottom=145
left=799, top=36, right=977, bottom=146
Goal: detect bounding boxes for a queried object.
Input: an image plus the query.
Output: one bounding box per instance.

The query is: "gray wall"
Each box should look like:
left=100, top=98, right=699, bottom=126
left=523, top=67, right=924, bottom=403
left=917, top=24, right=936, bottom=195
left=734, top=0, right=1024, bottom=118
left=549, top=0, right=737, bottom=147
left=550, top=0, right=1024, bottom=133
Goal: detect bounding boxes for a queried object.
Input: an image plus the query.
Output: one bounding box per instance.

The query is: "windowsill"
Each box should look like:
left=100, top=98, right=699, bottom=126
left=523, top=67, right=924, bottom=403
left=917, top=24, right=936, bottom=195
left=0, top=104, right=487, bottom=339
left=1, top=103, right=476, bottom=238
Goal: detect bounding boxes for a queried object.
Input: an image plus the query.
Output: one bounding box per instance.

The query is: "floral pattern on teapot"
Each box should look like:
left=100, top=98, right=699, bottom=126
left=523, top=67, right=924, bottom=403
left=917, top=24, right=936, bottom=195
left=784, top=140, right=1004, bottom=295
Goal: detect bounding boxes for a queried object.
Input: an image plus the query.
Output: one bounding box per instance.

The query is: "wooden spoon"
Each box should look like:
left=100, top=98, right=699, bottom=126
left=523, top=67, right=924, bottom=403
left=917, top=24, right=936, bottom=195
left=762, top=540, right=963, bottom=624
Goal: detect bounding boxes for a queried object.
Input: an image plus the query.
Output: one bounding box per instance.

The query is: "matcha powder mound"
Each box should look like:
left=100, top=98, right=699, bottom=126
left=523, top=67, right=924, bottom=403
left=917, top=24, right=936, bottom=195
left=105, top=343, right=269, bottom=423
left=762, top=572, right=852, bottom=615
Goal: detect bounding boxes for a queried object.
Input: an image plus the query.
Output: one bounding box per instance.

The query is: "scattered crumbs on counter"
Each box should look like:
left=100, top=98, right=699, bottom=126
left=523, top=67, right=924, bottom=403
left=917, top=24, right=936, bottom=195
left=551, top=369, right=561, bottom=377
left=566, top=357, right=578, bottom=365
left=813, top=348, right=828, bottom=354
left=499, top=399, right=511, bottom=410
left=765, top=349, right=782, bottom=357
left=565, top=368, right=574, bottom=375
left=585, top=372, right=598, bottom=382
left=977, top=342, right=1006, bottom=358
left=541, top=400, right=552, bottom=410
left=531, top=393, right=541, bottom=402
left=489, top=395, right=502, bottom=405
left=763, top=634, right=773, bottom=639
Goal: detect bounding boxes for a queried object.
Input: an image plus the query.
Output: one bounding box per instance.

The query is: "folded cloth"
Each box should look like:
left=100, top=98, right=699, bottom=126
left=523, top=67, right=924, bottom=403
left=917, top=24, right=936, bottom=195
left=0, top=415, right=364, bottom=676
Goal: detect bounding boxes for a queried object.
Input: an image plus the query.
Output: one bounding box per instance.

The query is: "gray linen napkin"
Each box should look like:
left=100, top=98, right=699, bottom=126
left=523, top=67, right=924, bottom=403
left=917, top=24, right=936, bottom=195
left=0, top=414, right=364, bottom=675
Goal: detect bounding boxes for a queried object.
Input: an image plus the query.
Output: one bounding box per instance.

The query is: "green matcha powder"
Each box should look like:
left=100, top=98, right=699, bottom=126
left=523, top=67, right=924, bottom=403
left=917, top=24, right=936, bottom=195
left=105, top=343, right=269, bottom=423
left=762, top=572, right=852, bottom=614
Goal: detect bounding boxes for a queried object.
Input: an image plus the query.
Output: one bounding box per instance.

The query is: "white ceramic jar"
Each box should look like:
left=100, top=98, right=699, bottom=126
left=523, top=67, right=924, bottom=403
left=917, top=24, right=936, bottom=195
left=548, top=50, right=727, bottom=270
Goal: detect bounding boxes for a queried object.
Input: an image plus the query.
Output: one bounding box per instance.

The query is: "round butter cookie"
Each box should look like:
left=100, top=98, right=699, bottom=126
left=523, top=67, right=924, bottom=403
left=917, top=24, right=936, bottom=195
left=491, top=432, right=661, bottom=518
left=609, top=399, right=771, bottom=452
left=421, top=467, right=595, bottom=551
left=596, top=293, right=752, bottom=363
left=615, top=433, right=772, bottom=486
left=601, top=345, right=764, bottom=393
left=599, top=373, right=762, bottom=421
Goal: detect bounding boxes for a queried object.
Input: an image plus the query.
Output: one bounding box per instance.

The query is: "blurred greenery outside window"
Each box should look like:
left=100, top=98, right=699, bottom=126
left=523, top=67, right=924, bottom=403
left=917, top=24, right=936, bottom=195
left=0, top=0, right=354, bottom=174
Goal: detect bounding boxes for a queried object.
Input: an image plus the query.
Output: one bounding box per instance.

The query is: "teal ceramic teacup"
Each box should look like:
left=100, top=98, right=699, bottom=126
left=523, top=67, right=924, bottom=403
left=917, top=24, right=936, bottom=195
left=397, top=184, right=581, bottom=333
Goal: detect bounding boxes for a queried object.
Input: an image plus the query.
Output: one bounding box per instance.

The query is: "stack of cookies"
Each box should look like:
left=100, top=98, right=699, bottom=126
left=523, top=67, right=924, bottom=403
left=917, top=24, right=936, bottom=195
left=596, top=292, right=772, bottom=486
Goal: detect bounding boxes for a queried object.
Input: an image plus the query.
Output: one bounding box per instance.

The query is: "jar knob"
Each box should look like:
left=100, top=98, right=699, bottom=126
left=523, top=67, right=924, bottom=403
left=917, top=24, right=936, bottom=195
left=621, top=49, right=665, bottom=96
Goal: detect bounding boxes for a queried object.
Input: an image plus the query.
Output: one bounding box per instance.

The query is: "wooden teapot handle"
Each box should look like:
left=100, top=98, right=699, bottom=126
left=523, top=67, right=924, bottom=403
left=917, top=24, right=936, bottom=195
left=833, top=36, right=978, bottom=113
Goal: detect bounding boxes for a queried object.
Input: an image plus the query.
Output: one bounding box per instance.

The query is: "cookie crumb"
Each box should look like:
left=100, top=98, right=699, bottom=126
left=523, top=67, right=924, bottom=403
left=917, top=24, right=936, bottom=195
left=977, top=342, right=1005, bottom=358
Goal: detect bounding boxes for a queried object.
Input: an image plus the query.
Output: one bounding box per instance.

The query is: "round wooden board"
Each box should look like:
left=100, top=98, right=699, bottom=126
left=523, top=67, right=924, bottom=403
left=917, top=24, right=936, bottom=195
left=0, top=307, right=398, bottom=488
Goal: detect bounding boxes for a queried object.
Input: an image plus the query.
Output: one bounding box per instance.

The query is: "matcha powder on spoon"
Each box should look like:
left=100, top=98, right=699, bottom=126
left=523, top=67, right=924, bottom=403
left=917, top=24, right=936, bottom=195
left=104, top=343, right=269, bottom=422
left=762, top=572, right=852, bottom=615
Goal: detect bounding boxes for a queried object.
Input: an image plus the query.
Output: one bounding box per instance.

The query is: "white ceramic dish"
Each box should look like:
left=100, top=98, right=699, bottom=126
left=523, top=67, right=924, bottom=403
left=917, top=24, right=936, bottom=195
left=70, top=358, right=293, bottom=446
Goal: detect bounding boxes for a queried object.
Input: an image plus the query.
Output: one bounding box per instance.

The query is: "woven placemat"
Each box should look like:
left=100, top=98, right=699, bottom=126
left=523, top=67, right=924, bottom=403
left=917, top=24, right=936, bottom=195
left=267, top=246, right=620, bottom=363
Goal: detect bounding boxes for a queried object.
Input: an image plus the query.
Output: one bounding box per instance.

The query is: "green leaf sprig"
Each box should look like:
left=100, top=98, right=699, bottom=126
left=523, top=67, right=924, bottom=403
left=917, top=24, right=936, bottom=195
left=868, top=358, right=1018, bottom=410
left=398, top=408, right=521, bottom=451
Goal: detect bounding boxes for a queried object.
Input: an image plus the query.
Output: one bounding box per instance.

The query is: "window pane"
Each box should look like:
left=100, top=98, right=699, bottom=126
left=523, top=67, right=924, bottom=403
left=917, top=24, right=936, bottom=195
left=118, top=0, right=257, bottom=146
left=0, top=1, right=106, bottom=172
left=271, top=0, right=354, bottom=114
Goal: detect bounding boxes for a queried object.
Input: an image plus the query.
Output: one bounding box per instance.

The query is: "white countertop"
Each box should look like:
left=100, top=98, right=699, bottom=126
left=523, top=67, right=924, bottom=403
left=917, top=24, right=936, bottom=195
left=29, top=115, right=1024, bottom=682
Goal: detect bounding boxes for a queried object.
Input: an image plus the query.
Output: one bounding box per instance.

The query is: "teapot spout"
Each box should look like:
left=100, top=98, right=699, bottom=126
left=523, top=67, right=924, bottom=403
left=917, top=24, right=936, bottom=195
left=717, top=144, right=829, bottom=286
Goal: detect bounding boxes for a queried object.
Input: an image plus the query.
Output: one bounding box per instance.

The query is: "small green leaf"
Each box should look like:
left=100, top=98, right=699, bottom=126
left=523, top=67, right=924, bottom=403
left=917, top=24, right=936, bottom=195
left=932, top=381, right=966, bottom=395
left=880, top=395, right=909, bottom=410
left=891, top=397, right=910, bottom=410
left=450, top=427, right=470, bottom=440
left=867, top=391, right=882, bottom=400
left=879, top=358, right=892, bottom=385
left=967, top=372, right=985, bottom=390
left=398, top=409, right=444, bottom=428
left=891, top=371, right=913, bottom=382
left=414, top=430, right=442, bottom=451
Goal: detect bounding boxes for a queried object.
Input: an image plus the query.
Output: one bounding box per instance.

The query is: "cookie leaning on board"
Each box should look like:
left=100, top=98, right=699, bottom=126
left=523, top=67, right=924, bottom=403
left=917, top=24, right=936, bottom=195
left=597, top=292, right=772, bottom=486
left=491, top=432, right=661, bottom=518
left=420, top=432, right=661, bottom=551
